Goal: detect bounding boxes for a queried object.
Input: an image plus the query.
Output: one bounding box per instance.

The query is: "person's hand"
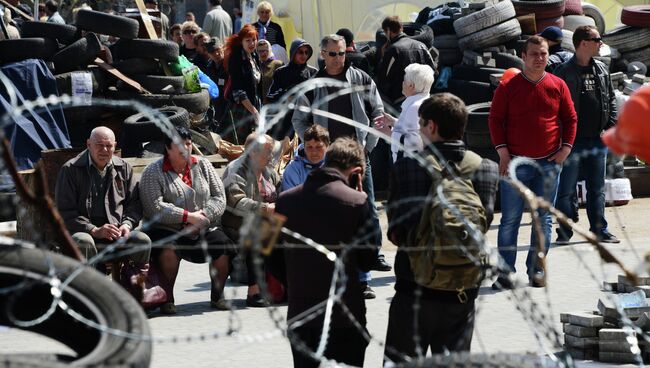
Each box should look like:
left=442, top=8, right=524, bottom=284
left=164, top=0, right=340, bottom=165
left=548, top=145, right=571, bottom=164
left=118, top=224, right=131, bottom=239
left=497, top=148, right=511, bottom=176
left=186, top=211, right=210, bottom=229
left=91, top=224, right=121, bottom=241
left=262, top=203, right=275, bottom=215
left=373, top=114, right=393, bottom=136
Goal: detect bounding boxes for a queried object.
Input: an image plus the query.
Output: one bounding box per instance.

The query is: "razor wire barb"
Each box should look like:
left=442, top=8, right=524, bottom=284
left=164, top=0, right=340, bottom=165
left=0, top=71, right=645, bottom=368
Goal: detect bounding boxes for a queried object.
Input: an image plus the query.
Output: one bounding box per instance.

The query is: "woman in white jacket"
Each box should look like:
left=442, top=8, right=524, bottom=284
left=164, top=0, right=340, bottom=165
left=374, top=63, right=435, bottom=162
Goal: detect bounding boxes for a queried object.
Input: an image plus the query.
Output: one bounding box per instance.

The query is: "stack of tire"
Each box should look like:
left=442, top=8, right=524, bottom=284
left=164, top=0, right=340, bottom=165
left=512, top=0, right=566, bottom=33
left=562, top=0, right=595, bottom=32
left=603, top=5, right=650, bottom=75
left=120, top=106, right=190, bottom=157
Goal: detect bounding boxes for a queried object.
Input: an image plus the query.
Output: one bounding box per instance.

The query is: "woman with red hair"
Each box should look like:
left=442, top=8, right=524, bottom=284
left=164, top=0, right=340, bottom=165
left=223, top=24, right=262, bottom=144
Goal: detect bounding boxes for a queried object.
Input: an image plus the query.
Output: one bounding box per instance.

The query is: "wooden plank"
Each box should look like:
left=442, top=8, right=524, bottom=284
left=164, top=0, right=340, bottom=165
left=134, top=0, right=158, bottom=40
left=94, top=58, right=150, bottom=94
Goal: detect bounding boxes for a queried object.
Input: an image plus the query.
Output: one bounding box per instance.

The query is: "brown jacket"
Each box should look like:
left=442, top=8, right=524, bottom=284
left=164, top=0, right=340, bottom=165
left=55, top=150, right=142, bottom=234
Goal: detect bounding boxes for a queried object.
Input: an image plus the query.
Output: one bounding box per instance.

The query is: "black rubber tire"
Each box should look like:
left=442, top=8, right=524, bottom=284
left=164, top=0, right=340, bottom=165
left=438, top=48, right=462, bottom=66
left=465, top=102, right=493, bottom=149
left=0, top=247, right=152, bottom=367
left=582, top=2, right=606, bottom=35
left=560, top=29, right=576, bottom=53
left=512, top=0, right=565, bottom=19
left=453, top=1, right=516, bottom=38
left=621, top=5, right=650, bottom=28
left=433, top=34, right=458, bottom=49
left=75, top=9, right=139, bottom=39
left=403, top=22, right=434, bottom=47
left=111, top=89, right=210, bottom=114
left=52, top=32, right=101, bottom=74
left=0, top=38, right=59, bottom=63
left=126, top=74, right=185, bottom=94
left=452, top=65, right=506, bottom=84
left=19, top=21, right=79, bottom=45
left=458, top=18, right=522, bottom=51
left=621, top=46, right=650, bottom=68
left=120, top=106, right=189, bottom=157
left=111, top=58, right=163, bottom=75
left=563, top=14, right=595, bottom=32
left=494, top=53, right=524, bottom=70
left=447, top=79, right=493, bottom=105
left=534, top=15, right=564, bottom=33
left=428, top=17, right=455, bottom=36
left=112, top=39, right=180, bottom=61
left=603, top=26, right=650, bottom=54
left=564, top=0, right=584, bottom=15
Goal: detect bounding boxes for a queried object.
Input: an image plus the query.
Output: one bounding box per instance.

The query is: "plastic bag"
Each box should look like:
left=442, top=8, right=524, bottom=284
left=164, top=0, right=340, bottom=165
left=198, top=70, right=219, bottom=99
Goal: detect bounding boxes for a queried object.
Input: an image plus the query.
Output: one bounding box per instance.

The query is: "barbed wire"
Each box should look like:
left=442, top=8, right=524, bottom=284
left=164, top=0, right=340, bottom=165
left=0, top=70, right=644, bottom=368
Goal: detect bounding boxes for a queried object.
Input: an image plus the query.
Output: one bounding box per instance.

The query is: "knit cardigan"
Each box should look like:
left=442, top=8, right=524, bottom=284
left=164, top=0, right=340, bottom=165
left=139, top=156, right=227, bottom=231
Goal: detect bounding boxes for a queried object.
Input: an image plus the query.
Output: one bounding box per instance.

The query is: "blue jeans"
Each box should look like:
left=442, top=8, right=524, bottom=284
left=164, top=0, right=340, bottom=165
left=497, top=158, right=561, bottom=277
left=556, top=138, right=608, bottom=239
left=360, top=155, right=381, bottom=282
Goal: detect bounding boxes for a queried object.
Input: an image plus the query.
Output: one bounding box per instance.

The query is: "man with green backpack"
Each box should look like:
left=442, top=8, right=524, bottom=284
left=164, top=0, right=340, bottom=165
left=383, top=93, right=498, bottom=364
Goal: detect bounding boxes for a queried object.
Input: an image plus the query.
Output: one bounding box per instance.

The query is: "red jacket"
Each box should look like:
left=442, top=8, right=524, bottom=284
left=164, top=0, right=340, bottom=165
left=488, top=72, right=577, bottom=158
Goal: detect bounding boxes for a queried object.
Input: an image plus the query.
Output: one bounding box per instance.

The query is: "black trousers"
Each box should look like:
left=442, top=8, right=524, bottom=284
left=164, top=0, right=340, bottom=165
left=289, top=325, right=368, bottom=368
left=383, top=291, right=475, bottom=364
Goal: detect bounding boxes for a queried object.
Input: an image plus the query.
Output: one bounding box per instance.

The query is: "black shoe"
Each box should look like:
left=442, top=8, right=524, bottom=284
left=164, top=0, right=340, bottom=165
left=555, top=236, right=570, bottom=245
left=363, top=285, right=376, bottom=299
left=372, top=254, right=392, bottom=272
left=491, top=276, right=514, bottom=290
left=246, top=293, right=270, bottom=308
left=599, top=232, right=620, bottom=244
left=529, top=272, right=546, bottom=288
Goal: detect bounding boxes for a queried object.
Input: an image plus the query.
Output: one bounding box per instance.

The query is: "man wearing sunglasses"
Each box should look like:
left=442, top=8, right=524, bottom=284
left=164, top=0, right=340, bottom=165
left=553, top=25, right=619, bottom=245
left=292, top=34, right=390, bottom=289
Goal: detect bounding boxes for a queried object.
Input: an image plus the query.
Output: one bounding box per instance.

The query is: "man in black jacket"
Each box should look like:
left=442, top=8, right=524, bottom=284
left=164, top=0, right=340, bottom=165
left=377, top=16, right=434, bottom=107
left=383, top=93, right=498, bottom=364
left=272, top=137, right=378, bottom=368
left=266, top=38, right=318, bottom=139
left=553, top=25, right=619, bottom=244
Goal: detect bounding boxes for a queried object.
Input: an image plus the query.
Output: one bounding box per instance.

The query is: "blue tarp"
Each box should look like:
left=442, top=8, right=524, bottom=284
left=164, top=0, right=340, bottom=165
left=0, top=59, right=71, bottom=170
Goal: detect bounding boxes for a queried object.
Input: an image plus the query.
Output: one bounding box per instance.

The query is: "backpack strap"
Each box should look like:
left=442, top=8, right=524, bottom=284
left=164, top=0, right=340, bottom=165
left=457, top=150, right=483, bottom=177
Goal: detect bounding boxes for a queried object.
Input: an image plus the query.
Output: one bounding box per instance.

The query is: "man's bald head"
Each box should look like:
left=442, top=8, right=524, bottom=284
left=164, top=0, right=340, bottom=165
left=87, top=126, right=116, bottom=170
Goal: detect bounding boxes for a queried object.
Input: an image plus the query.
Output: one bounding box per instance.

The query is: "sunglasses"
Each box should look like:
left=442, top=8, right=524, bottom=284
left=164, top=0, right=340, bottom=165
left=587, top=37, right=602, bottom=43
left=325, top=51, right=345, bottom=57
left=183, top=30, right=197, bottom=35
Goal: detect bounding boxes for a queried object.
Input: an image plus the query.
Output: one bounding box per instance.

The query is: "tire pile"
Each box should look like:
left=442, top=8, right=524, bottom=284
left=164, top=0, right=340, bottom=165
left=0, top=9, right=210, bottom=156
left=603, top=6, right=650, bottom=80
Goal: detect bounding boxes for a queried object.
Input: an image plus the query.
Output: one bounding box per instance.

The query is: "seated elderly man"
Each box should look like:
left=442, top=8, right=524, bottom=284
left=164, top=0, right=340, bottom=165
left=55, top=126, right=153, bottom=301
left=222, top=133, right=281, bottom=307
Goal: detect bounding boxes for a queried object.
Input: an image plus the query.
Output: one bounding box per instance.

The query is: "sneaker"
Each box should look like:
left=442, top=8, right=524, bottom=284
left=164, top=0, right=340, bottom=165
left=555, top=236, right=570, bottom=245
left=371, top=254, right=392, bottom=272
left=210, top=297, right=231, bottom=310
left=491, top=276, right=514, bottom=290
left=246, top=293, right=270, bottom=308
left=599, top=232, right=620, bottom=244
left=363, top=285, right=376, bottom=299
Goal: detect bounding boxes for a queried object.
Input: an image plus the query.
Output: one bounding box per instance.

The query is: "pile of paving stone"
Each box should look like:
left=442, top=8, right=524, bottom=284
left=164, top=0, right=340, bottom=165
left=561, top=276, right=650, bottom=363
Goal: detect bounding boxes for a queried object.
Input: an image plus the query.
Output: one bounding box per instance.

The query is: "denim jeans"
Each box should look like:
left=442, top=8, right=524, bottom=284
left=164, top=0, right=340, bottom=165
left=556, top=138, right=608, bottom=239
left=359, top=155, right=381, bottom=282
left=497, top=158, right=561, bottom=277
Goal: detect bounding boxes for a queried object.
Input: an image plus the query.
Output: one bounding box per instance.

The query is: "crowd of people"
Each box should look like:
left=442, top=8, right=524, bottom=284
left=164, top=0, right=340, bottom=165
left=10, top=0, right=636, bottom=365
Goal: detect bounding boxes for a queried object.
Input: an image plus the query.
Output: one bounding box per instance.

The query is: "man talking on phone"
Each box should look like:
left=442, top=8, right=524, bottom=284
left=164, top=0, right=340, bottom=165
left=271, top=138, right=378, bottom=367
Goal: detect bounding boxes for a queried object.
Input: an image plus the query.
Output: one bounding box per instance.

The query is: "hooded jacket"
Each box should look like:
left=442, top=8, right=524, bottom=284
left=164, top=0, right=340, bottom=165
left=267, top=39, right=318, bottom=103
left=280, top=144, right=325, bottom=192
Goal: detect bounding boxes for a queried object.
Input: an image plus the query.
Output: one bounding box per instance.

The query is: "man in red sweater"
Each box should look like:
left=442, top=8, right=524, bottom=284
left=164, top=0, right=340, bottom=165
left=488, top=36, right=577, bottom=289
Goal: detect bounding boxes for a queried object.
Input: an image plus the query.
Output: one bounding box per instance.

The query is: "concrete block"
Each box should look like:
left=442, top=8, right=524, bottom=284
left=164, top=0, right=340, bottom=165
left=634, top=312, right=650, bottom=330
left=599, top=328, right=636, bottom=340
left=468, top=2, right=486, bottom=9
left=560, top=312, right=605, bottom=327
left=598, top=291, right=650, bottom=319
left=632, top=74, right=646, bottom=84
left=630, top=285, right=650, bottom=297
left=617, top=274, right=650, bottom=286
left=602, top=281, right=617, bottom=292
left=610, top=71, right=625, bottom=81
left=564, top=346, right=598, bottom=360
left=563, top=323, right=599, bottom=337
left=599, top=340, right=636, bottom=353
left=598, top=351, right=640, bottom=363
left=565, top=334, right=599, bottom=349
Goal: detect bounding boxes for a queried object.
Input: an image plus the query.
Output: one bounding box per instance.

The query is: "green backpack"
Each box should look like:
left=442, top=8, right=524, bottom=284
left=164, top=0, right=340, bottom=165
left=408, top=150, right=488, bottom=303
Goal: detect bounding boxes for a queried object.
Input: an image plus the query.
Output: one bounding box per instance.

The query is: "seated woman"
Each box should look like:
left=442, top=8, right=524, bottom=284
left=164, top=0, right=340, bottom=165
left=140, top=125, right=236, bottom=314
left=374, top=63, right=434, bottom=162
left=222, top=133, right=280, bottom=307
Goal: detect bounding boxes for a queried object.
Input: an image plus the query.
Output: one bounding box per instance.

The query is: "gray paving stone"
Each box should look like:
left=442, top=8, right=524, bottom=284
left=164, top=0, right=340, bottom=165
left=598, top=340, right=636, bottom=353
left=560, top=312, right=604, bottom=328
left=599, top=328, right=636, bottom=341
left=564, top=346, right=598, bottom=361
left=564, top=334, right=599, bottom=349
left=598, top=351, right=641, bottom=364
left=563, top=323, right=599, bottom=337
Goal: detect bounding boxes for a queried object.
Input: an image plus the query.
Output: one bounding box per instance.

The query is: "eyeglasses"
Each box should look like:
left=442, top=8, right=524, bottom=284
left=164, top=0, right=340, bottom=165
left=587, top=37, right=603, bottom=43
left=325, top=51, right=345, bottom=57
left=183, top=30, right=197, bottom=35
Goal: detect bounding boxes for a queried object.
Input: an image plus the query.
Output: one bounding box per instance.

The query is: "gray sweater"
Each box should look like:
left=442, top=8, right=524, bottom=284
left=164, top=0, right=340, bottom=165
left=139, top=157, right=227, bottom=231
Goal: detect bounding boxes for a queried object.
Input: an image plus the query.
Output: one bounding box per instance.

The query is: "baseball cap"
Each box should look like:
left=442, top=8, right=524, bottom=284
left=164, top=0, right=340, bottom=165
left=539, top=26, right=563, bottom=42
left=602, top=85, right=650, bottom=162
